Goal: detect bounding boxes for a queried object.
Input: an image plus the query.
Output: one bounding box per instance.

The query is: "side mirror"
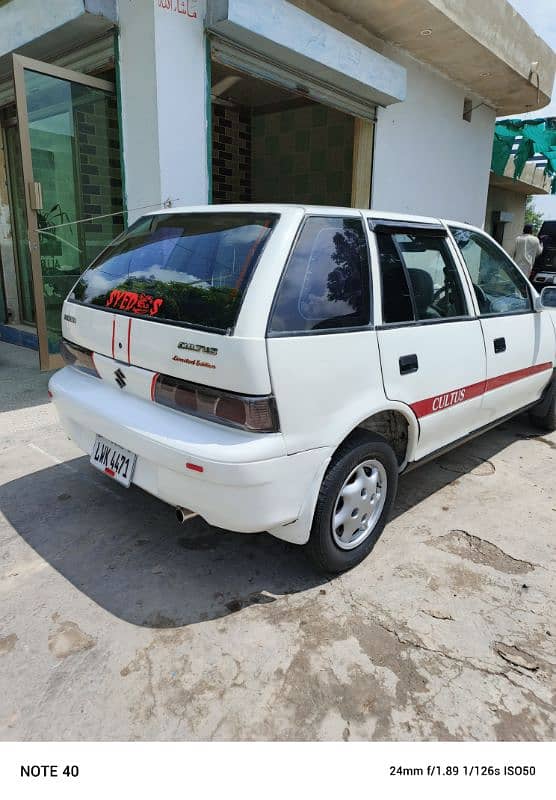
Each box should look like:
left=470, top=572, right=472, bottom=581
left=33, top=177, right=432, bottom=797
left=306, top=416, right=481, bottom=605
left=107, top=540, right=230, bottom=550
left=540, top=286, right=556, bottom=308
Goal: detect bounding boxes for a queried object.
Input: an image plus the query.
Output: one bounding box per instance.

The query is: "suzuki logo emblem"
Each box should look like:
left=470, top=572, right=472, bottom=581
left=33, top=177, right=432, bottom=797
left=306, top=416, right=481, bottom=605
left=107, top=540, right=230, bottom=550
left=114, top=368, right=126, bottom=388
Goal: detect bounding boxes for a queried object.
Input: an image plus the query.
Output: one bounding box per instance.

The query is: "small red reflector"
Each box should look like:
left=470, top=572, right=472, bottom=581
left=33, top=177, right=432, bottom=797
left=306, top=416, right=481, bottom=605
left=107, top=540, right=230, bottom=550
left=186, top=462, right=204, bottom=473
left=48, top=390, right=53, bottom=398
left=150, top=373, right=159, bottom=402
left=104, top=468, right=115, bottom=477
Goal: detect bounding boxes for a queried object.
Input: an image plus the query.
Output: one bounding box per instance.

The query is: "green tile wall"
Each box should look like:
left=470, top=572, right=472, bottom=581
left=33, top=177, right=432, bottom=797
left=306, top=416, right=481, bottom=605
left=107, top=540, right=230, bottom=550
left=252, top=103, right=354, bottom=205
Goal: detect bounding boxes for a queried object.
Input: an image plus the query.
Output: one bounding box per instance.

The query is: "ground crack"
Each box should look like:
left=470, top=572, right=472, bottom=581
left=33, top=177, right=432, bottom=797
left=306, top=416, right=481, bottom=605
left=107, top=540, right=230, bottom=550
left=428, top=529, right=538, bottom=574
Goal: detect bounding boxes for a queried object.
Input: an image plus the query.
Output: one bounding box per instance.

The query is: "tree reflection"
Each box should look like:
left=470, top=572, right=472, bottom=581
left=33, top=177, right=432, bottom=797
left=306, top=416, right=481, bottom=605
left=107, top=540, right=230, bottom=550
left=326, top=222, right=363, bottom=310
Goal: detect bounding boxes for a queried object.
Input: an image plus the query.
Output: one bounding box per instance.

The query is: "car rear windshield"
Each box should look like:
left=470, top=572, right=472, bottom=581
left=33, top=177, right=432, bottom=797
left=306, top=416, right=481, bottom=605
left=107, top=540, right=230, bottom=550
left=69, top=212, right=277, bottom=332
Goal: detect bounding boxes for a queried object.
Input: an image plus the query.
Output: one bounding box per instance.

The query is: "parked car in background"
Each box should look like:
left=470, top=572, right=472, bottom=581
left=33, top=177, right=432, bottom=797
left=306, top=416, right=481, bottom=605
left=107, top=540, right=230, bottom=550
left=532, top=220, right=556, bottom=289
left=49, top=206, right=556, bottom=573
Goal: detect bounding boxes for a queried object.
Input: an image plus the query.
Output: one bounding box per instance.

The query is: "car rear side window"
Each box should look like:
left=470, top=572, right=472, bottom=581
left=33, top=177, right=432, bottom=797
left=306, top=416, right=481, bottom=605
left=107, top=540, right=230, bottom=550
left=375, top=229, right=468, bottom=323
left=268, top=216, right=371, bottom=334
left=69, top=212, right=277, bottom=332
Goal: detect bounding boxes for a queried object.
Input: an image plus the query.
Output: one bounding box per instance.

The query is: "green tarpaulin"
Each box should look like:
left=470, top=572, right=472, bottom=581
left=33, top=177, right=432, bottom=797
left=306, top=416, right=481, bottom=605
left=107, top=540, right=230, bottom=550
left=491, top=117, right=556, bottom=194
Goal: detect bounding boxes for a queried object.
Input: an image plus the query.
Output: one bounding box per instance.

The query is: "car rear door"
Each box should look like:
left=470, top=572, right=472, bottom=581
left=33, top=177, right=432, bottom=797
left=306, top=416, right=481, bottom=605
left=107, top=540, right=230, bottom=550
left=449, top=226, right=554, bottom=423
left=370, top=220, right=486, bottom=460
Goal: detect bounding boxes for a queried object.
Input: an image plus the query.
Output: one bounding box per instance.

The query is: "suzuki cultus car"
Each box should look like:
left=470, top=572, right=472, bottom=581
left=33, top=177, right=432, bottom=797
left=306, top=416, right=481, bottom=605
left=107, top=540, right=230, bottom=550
left=50, top=205, right=556, bottom=573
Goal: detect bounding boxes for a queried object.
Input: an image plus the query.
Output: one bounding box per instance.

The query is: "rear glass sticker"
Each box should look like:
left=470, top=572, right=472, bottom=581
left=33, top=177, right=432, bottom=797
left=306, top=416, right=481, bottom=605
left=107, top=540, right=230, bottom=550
left=106, top=289, right=163, bottom=316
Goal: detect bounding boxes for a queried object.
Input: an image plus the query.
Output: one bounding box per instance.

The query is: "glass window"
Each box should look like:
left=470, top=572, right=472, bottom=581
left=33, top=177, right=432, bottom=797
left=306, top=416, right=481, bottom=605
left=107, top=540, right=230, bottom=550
left=450, top=228, right=532, bottom=315
left=269, top=216, right=370, bottom=334
left=70, top=212, right=277, bottom=332
left=22, top=69, right=124, bottom=350
left=376, top=230, right=468, bottom=323
left=375, top=231, right=414, bottom=323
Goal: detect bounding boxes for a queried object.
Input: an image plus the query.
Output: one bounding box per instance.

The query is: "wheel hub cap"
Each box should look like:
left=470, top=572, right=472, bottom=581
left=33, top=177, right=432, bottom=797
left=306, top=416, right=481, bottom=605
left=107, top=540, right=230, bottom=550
left=331, top=459, right=387, bottom=550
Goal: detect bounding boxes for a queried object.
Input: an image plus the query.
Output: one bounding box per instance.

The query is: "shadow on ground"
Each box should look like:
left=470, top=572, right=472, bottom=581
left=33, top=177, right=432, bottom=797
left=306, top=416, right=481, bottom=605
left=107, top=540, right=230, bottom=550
left=0, top=342, right=53, bottom=413
left=0, top=414, right=542, bottom=629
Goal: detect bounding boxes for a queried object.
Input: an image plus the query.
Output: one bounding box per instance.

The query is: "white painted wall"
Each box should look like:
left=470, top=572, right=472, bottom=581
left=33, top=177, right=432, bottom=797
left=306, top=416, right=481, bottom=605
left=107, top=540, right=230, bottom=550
left=116, top=5, right=495, bottom=228
left=372, top=46, right=496, bottom=227
left=485, top=186, right=526, bottom=253
left=117, top=0, right=209, bottom=222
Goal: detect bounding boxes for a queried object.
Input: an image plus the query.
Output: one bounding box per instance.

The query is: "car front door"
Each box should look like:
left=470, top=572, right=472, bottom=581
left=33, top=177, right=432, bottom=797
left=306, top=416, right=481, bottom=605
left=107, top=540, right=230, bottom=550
left=449, top=226, right=554, bottom=424
left=370, top=220, right=487, bottom=460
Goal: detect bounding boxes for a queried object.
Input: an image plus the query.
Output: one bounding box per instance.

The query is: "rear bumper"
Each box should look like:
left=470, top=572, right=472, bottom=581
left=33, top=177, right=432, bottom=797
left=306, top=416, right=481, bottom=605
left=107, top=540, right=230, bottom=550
left=49, top=367, right=331, bottom=542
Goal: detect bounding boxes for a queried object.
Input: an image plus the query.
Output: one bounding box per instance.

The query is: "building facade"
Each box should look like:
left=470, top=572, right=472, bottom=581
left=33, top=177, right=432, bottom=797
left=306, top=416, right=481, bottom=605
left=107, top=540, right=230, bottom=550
left=486, top=117, right=556, bottom=252
left=0, top=0, right=554, bottom=368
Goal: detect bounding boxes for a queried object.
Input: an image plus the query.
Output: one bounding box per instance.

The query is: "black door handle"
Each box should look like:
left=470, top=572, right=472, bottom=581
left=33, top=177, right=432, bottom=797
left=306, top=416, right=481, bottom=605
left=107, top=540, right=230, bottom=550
left=399, top=354, right=419, bottom=375
left=494, top=337, right=506, bottom=353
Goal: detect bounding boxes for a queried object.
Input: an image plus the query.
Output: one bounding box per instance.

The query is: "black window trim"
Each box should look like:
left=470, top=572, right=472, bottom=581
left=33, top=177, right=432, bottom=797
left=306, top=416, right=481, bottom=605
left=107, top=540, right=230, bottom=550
left=266, top=213, right=374, bottom=338
left=69, top=211, right=281, bottom=336
left=375, top=314, right=477, bottom=331
left=368, top=219, right=447, bottom=236
left=447, top=225, right=535, bottom=318
left=369, top=220, right=474, bottom=327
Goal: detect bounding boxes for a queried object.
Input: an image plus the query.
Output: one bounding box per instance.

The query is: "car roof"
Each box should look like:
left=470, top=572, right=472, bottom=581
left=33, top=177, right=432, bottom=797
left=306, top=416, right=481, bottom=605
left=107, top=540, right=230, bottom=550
left=144, top=203, right=492, bottom=235
left=146, top=202, right=450, bottom=225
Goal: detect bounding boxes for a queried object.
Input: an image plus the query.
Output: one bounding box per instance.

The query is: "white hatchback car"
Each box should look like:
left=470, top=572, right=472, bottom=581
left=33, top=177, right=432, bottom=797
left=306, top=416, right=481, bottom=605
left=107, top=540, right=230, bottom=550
left=50, top=205, right=556, bottom=573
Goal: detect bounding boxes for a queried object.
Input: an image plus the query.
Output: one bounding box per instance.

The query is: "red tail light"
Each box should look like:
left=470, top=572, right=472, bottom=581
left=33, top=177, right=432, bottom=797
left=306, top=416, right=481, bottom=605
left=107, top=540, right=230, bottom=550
left=153, top=374, right=280, bottom=433
left=60, top=339, right=100, bottom=378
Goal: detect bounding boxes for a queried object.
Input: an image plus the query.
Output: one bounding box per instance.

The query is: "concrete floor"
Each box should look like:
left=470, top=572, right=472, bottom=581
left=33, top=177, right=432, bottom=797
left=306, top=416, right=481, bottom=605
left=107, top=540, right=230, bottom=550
left=0, top=340, right=554, bottom=741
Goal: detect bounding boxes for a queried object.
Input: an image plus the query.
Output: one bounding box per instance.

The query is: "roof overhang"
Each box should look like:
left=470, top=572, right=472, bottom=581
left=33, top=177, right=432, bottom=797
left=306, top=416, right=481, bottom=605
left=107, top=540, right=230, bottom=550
left=207, top=0, right=407, bottom=109
left=296, top=0, right=556, bottom=115
left=489, top=155, right=552, bottom=196
left=0, top=0, right=116, bottom=87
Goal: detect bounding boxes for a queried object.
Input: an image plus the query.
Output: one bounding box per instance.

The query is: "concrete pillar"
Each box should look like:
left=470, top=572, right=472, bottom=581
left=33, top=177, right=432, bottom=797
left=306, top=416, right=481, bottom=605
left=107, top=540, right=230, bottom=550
left=117, top=0, right=209, bottom=222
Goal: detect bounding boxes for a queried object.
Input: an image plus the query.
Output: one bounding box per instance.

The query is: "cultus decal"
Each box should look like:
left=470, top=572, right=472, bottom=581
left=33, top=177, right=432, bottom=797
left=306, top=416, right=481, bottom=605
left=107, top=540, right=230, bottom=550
left=177, top=341, right=218, bottom=356
left=432, top=389, right=466, bottom=412
left=106, top=290, right=163, bottom=316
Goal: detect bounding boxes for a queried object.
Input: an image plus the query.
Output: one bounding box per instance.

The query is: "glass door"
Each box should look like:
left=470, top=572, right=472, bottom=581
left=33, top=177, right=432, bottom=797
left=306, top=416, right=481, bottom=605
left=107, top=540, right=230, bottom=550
left=12, top=54, right=124, bottom=370
left=5, top=122, right=35, bottom=325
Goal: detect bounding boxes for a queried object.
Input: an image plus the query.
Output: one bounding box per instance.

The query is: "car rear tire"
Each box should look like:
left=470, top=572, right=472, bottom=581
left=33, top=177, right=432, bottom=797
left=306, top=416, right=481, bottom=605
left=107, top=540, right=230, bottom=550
left=305, top=431, right=398, bottom=574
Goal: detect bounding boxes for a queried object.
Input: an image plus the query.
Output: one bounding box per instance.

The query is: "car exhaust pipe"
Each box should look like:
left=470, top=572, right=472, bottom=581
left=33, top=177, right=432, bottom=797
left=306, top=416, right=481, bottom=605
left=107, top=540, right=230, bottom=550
left=175, top=507, right=198, bottom=524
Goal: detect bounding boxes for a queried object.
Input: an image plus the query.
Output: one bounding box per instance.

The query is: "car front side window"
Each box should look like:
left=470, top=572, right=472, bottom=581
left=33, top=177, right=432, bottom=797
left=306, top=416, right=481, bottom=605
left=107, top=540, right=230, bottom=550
left=375, top=229, right=468, bottom=323
left=450, top=228, right=532, bottom=315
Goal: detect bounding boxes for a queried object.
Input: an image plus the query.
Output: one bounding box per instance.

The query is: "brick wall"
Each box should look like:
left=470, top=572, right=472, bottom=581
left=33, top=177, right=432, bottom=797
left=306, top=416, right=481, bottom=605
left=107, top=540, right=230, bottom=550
left=212, top=103, right=251, bottom=203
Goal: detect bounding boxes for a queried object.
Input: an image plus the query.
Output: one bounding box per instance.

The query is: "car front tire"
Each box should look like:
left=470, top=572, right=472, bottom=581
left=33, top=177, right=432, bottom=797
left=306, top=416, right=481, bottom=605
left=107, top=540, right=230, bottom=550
left=529, top=376, right=556, bottom=432
left=305, top=431, right=398, bottom=574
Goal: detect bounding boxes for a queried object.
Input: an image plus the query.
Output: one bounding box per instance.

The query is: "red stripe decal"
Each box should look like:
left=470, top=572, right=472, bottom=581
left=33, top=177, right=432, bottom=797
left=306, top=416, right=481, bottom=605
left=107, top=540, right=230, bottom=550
left=485, top=362, right=552, bottom=392
left=150, top=373, right=159, bottom=402
left=410, top=362, right=552, bottom=419
left=104, top=468, right=115, bottom=477
left=411, top=379, right=485, bottom=419
left=111, top=319, right=116, bottom=359
left=127, top=318, right=132, bottom=364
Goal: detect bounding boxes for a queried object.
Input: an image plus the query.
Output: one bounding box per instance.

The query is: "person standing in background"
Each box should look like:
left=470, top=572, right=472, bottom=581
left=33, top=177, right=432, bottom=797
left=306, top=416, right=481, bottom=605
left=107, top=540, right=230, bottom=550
left=512, top=223, right=543, bottom=278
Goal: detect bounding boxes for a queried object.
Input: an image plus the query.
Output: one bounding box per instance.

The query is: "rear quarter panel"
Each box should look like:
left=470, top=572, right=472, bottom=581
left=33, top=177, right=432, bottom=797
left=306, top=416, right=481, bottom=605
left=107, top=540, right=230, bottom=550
left=267, top=330, right=418, bottom=458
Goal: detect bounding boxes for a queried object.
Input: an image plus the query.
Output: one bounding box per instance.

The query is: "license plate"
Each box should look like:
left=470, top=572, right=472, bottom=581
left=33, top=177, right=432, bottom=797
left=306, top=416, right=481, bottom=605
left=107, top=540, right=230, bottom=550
left=90, top=435, right=137, bottom=487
